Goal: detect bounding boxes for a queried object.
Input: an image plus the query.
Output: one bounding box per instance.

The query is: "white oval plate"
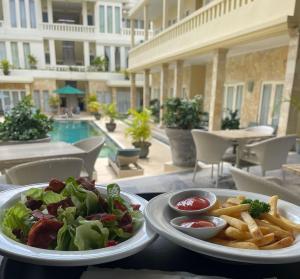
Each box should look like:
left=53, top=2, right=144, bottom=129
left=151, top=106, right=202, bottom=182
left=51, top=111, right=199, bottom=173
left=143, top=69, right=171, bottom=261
left=145, top=188, right=300, bottom=264
left=0, top=184, right=156, bottom=266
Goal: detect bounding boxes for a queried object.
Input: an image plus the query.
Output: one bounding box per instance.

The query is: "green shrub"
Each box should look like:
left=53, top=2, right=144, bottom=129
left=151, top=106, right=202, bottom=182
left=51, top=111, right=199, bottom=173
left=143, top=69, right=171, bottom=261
left=163, top=97, right=203, bottom=129
left=101, top=103, right=118, bottom=123
left=91, top=56, right=107, bottom=72
left=126, top=109, right=151, bottom=143
left=0, top=97, right=53, bottom=141
left=221, top=109, right=240, bottom=130
left=149, top=98, right=160, bottom=123
left=1, top=60, right=10, bottom=75
left=48, top=95, right=60, bottom=108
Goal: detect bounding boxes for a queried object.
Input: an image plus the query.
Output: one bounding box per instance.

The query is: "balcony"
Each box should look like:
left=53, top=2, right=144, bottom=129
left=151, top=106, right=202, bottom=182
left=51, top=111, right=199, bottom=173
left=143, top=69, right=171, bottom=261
left=129, top=0, right=299, bottom=71
left=40, top=23, right=95, bottom=33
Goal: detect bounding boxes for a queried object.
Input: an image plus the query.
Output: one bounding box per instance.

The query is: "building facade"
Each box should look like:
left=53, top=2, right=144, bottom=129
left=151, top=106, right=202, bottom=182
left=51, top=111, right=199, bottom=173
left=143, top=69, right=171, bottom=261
left=0, top=0, right=148, bottom=114
left=128, top=0, right=300, bottom=135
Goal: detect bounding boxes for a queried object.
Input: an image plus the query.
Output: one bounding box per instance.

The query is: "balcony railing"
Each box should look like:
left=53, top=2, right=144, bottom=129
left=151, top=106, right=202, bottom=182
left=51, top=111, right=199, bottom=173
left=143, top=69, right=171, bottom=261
left=129, top=0, right=297, bottom=70
left=41, top=23, right=95, bottom=33
left=122, top=27, right=152, bottom=37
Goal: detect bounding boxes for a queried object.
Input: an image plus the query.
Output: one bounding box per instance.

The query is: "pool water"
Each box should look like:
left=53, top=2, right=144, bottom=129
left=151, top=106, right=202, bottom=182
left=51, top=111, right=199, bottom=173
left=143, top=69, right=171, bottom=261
left=49, top=120, right=119, bottom=158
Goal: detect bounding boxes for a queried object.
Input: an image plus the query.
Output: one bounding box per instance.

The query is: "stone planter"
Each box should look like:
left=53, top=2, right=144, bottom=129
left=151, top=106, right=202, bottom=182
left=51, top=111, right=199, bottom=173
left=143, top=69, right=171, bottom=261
left=0, top=136, right=51, bottom=145
left=133, top=141, right=151, bottom=158
left=165, top=128, right=196, bottom=167
left=106, top=122, right=116, bottom=132
left=94, top=113, right=101, bottom=121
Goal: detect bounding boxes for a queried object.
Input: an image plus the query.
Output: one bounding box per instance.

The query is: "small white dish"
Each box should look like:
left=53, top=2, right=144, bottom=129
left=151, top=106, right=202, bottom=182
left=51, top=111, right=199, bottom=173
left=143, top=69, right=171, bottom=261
left=170, top=215, right=227, bottom=240
left=168, top=189, right=216, bottom=215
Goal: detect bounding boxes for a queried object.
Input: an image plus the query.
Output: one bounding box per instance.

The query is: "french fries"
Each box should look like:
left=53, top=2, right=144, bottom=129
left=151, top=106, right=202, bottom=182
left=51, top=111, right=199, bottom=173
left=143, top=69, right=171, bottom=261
left=206, top=195, right=298, bottom=250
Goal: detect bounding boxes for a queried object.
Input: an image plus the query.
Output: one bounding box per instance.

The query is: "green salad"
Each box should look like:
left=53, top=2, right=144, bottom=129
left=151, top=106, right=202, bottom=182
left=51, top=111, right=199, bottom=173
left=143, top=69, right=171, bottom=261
left=1, top=177, right=143, bottom=251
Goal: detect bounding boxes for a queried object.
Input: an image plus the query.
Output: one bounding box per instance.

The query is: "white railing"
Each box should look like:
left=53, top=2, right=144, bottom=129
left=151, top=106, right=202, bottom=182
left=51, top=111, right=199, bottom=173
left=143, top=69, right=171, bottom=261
left=41, top=23, right=95, bottom=33
left=122, top=28, right=153, bottom=38
left=0, top=21, right=3, bottom=28
left=129, top=0, right=296, bottom=70
left=45, top=65, right=87, bottom=72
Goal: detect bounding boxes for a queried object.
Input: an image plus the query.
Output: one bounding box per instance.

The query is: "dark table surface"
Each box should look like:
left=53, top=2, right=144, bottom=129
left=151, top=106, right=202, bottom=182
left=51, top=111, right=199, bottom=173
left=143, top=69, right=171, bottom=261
left=0, top=193, right=298, bottom=279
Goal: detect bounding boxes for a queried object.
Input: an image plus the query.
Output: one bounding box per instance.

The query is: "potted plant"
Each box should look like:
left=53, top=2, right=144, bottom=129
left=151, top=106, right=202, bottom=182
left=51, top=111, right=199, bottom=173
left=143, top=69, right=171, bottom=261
left=126, top=109, right=152, bottom=158
left=27, top=54, right=38, bottom=69
left=149, top=98, right=160, bottom=123
left=102, top=103, right=118, bottom=132
left=221, top=109, right=240, bottom=130
left=1, top=60, right=10, bottom=75
left=86, top=94, right=101, bottom=120
left=122, top=69, right=130, bottom=80
left=48, top=95, right=60, bottom=115
left=0, top=96, right=53, bottom=144
left=163, top=96, right=203, bottom=167
left=91, top=56, right=107, bottom=72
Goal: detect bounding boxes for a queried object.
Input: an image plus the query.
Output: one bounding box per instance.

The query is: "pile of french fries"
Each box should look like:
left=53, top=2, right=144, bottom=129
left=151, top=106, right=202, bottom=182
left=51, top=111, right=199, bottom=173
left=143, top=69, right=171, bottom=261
left=208, top=195, right=300, bottom=250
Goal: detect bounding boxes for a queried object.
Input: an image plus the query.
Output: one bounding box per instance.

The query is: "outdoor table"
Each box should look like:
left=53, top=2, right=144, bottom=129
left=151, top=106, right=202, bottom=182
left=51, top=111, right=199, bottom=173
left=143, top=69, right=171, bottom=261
left=282, top=164, right=300, bottom=176
left=210, top=130, right=273, bottom=167
left=0, top=142, right=86, bottom=171
left=0, top=187, right=298, bottom=279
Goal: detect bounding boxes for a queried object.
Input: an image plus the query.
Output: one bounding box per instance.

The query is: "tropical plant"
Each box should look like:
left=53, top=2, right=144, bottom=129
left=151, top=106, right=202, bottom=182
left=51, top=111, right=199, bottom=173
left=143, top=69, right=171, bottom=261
left=86, top=93, right=98, bottom=103
left=0, top=97, right=53, bottom=141
left=149, top=98, right=160, bottom=123
left=221, top=109, right=240, bottom=130
left=87, top=101, right=101, bottom=114
left=91, top=56, right=107, bottom=72
left=122, top=69, right=130, bottom=80
left=126, top=109, right=151, bottom=144
left=101, top=103, right=118, bottom=123
left=48, top=95, right=60, bottom=109
left=1, top=59, right=10, bottom=75
left=27, top=54, right=38, bottom=69
left=163, top=97, right=203, bottom=129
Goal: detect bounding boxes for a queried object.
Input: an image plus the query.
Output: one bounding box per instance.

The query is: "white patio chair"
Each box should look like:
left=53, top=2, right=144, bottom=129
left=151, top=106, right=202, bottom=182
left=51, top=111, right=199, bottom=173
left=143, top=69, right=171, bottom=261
left=5, top=157, right=83, bottom=186
left=192, top=130, right=232, bottom=186
left=231, top=167, right=300, bottom=206
left=240, top=135, right=296, bottom=176
left=73, top=136, right=105, bottom=179
left=245, top=125, right=275, bottom=135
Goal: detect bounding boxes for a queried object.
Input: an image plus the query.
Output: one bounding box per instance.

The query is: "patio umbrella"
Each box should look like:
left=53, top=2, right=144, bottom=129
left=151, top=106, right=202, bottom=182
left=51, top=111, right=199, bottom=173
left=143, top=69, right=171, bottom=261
left=54, top=85, right=84, bottom=95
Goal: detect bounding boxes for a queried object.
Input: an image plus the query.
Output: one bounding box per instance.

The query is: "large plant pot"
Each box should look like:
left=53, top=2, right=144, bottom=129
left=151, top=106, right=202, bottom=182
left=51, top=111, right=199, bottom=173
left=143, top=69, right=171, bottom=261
left=165, top=128, right=196, bottom=167
left=133, top=141, right=151, bottom=158
left=0, top=136, right=51, bottom=146
left=94, top=113, right=101, bottom=121
left=106, top=122, right=116, bottom=132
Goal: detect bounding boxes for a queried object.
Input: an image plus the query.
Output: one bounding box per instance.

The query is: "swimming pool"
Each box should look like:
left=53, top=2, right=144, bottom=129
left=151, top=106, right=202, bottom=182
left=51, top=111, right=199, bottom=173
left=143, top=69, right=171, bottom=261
left=49, top=120, right=119, bottom=158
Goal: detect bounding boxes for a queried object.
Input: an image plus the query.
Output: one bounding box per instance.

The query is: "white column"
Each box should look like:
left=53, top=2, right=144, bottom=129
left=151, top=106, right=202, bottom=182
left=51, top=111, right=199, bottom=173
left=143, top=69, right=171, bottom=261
left=112, top=4, right=115, bottom=33
left=15, top=0, right=21, bottom=27
left=110, top=46, right=115, bottom=72
left=130, top=73, right=137, bottom=109
left=35, top=0, right=43, bottom=26
left=25, top=0, right=31, bottom=28
left=94, top=2, right=99, bottom=32
left=82, top=1, right=88, bottom=26
left=49, top=39, right=56, bottom=66
left=177, top=0, right=182, bottom=22
left=84, top=41, right=90, bottom=67
left=47, top=0, right=53, bottom=23
left=144, top=4, right=149, bottom=41
left=174, top=60, right=183, bottom=97
left=5, top=41, right=12, bottom=64
left=18, top=42, right=25, bottom=68
left=160, top=63, right=169, bottom=124
left=120, top=46, right=126, bottom=69
left=130, top=19, right=135, bottom=47
left=162, top=0, right=167, bottom=30
left=2, top=0, right=11, bottom=27
left=143, top=69, right=150, bottom=109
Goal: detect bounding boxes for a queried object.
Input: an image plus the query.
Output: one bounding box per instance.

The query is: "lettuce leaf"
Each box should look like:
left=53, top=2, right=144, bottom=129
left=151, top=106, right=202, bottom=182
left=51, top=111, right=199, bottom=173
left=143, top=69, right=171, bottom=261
left=2, top=202, right=32, bottom=241
left=74, top=220, right=109, bottom=250
left=61, top=178, right=99, bottom=216
left=24, top=188, right=65, bottom=205
left=25, top=188, right=44, bottom=200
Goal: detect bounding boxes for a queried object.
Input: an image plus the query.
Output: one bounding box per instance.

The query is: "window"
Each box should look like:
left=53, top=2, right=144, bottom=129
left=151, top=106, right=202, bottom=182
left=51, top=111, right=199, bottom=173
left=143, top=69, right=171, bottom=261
left=43, top=90, right=50, bottom=112
left=259, top=82, right=284, bottom=127
left=99, top=5, right=105, bottom=32
left=223, top=84, right=244, bottom=118
left=115, top=47, right=120, bottom=72
left=107, top=6, right=113, bottom=33
left=10, top=0, right=17, bottom=27
left=3, top=91, right=11, bottom=112
left=45, top=53, right=50, bottom=64
left=29, top=0, right=36, bottom=28
left=19, top=0, right=27, bottom=28
left=87, top=15, right=93, bottom=26
left=104, top=46, right=110, bottom=71
left=169, top=88, right=174, bottom=98
left=11, top=42, right=19, bottom=67
left=114, top=6, right=120, bottom=34
left=125, top=47, right=129, bottom=68
left=116, top=91, right=130, bottom=113
left=12, top=91, right=19, bottom=106
left=151, top=88, right=160, bottom=100
left=96, top=91, right=112, bottom=104
left=23, top=43, right=30, bottom=68
left=33, top=90, right=41, bottom=109
left=42, top=11, right=48, bottom=23
left=20, top=91, right=26, bottom=99
left=0, top=42, right=6, bottom=61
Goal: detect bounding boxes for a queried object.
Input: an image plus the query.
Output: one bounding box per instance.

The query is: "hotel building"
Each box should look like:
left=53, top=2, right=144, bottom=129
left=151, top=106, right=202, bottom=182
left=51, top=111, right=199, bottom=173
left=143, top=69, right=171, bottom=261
left=128, top=0, right=300, bottom=135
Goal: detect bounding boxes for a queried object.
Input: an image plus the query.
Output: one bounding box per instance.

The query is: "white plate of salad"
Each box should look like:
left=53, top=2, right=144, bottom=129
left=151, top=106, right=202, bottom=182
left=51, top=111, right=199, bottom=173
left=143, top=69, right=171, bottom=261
left=145, top=188, right=300, bottom=264
left=0, top=177, right=156, bottom=266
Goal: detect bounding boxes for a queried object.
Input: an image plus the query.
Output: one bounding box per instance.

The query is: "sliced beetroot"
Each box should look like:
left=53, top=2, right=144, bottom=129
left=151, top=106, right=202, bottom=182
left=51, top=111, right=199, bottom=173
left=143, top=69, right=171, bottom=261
left=12, top=228, right=27, bottom=243
left=76, top=177, right=96, bottom=191
left=45, top=179, right=65, bottom=193
left=27, top=219, right=63, bottom=249
left=118, top=212, right=132, bottom=227
left=32, top=210, right=54, bottom=220
left=122, top=223, right=133, bottom=233
left=46, top=197, right=73, bottom=216
left=130, top=204, right=141, bottom=211
left=86, top=213, right=117, bottom=222
left=114, top=200, right=127, bottom=212
left=25, top=198, right=43, bottom=211
left=105, top=240, right=118, bottom=247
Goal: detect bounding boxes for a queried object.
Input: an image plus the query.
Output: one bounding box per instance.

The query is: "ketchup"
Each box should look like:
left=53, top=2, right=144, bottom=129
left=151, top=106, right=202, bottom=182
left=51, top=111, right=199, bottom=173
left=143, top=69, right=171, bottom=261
left=175, top=196, right=210, bottom=210
left=180, top=219, right=215, bottom=228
